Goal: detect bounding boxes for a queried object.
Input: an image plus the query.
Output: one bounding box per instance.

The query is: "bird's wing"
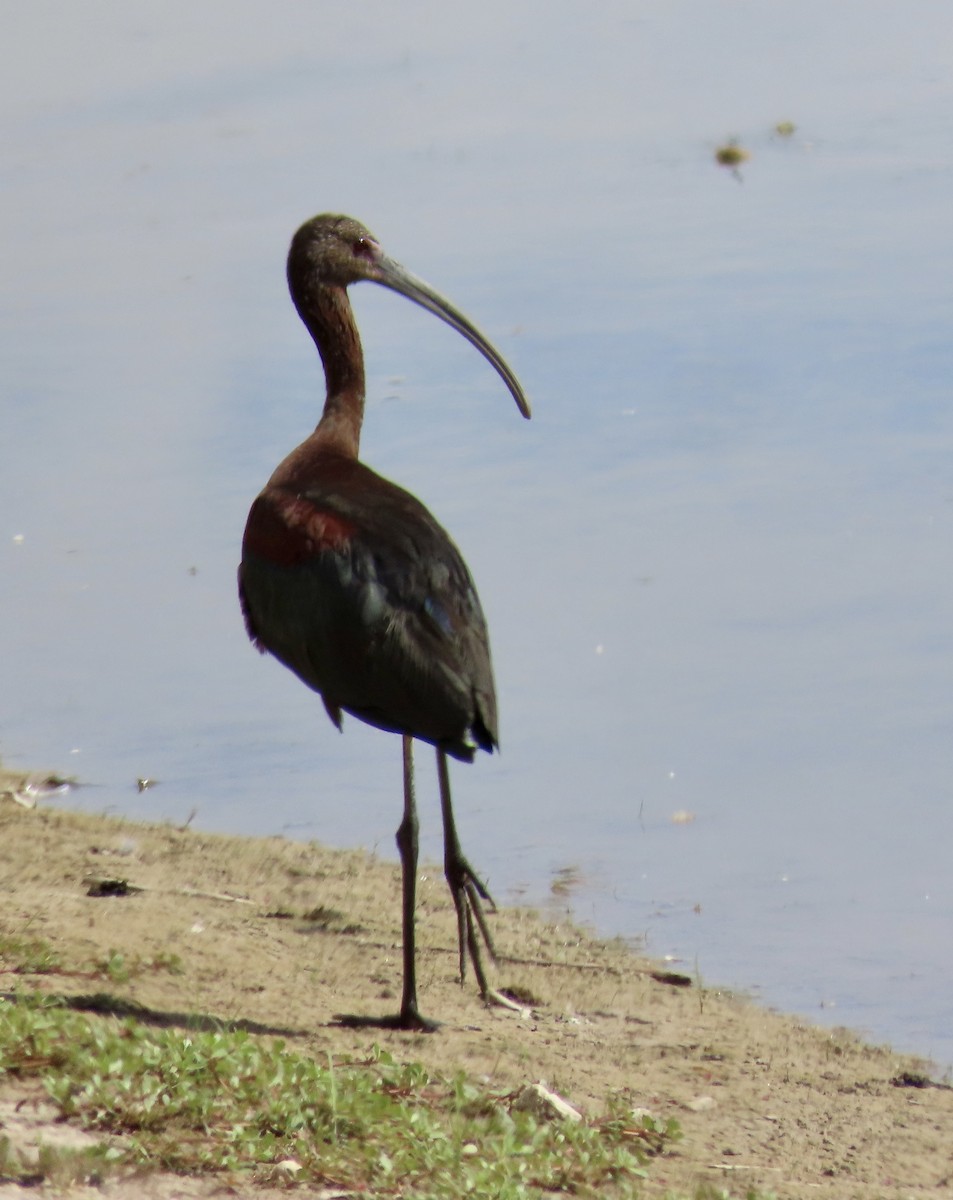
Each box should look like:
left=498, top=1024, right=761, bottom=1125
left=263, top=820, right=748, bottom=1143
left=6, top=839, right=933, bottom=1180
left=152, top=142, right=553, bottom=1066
left=240, top=475, right=498, bottom=758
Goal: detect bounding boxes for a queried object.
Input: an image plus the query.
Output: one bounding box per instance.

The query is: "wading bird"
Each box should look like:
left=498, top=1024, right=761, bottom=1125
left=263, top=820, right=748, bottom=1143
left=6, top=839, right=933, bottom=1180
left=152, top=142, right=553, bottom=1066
left=239, top=214, right=530, bottom=1029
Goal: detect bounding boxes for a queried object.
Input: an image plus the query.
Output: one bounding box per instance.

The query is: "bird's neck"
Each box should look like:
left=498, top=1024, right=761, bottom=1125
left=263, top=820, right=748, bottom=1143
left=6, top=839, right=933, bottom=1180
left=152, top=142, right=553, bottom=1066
left=295, top=283, right=366, bottom=459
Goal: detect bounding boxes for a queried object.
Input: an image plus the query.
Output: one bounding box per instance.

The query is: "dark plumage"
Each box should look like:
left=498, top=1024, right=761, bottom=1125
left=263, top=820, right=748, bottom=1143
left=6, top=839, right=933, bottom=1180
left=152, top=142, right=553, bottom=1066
left=239, top=214, right=530, bottom=1028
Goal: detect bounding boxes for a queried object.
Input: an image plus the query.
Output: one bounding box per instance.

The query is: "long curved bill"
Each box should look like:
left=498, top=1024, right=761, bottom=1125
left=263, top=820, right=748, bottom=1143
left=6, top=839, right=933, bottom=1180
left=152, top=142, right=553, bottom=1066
left=370, top=255, right=531, bottom=420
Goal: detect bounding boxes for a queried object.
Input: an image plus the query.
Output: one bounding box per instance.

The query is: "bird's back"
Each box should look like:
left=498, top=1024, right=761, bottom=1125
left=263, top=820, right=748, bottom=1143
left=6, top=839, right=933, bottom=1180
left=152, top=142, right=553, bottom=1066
left=239, top=447, right=498, bottom=762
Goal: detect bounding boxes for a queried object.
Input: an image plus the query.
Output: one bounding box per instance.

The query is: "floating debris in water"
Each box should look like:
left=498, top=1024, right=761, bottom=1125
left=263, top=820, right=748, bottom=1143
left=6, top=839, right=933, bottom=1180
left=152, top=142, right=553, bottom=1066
left=774, top=120, right=797, bottom=137
left=0, top=770, right=77, bottom=809
left=550, top=863, right=585, bottom=899
left=715, top=140, right=750, bottom=175
left=671, top=809, right=696, bottom=825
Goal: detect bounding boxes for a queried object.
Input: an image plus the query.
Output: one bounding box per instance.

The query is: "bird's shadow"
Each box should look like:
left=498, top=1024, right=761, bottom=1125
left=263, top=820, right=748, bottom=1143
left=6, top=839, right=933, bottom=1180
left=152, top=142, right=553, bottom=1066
left=2, top=989, right=304, bottom=1039
left=4, top=990, right=445, bottom=1038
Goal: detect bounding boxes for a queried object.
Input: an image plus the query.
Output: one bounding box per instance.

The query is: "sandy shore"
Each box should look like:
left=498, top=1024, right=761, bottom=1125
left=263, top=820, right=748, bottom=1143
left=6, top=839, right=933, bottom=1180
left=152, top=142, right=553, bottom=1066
left=0, top=785, right=950, bottom=1196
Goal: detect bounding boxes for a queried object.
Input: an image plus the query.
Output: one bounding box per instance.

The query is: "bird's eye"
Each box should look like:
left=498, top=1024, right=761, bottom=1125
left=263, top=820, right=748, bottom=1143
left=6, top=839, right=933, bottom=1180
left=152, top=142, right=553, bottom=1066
left=352, top=237, right=378, bottom=262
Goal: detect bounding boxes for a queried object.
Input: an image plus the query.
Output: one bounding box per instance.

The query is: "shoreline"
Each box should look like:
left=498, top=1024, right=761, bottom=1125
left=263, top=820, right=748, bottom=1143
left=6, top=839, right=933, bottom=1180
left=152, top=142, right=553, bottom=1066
left=1, top=795, right=951, bottom=1194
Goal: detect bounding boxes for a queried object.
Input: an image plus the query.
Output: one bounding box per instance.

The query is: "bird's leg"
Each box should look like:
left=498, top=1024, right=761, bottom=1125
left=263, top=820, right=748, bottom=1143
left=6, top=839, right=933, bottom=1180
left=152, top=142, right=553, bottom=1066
left=436, top=748, right=498, bottom=997
left=394, top=735, right=437, bottom=1031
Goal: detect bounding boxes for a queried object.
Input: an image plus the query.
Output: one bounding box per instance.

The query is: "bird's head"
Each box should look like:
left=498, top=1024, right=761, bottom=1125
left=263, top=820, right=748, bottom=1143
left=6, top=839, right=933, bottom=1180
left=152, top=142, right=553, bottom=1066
left=288, top=213, right=531, bottom=419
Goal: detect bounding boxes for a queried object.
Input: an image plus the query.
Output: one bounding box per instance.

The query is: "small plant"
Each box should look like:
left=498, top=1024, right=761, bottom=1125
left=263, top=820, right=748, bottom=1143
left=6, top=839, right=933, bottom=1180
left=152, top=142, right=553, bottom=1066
left=89, top=948, right=183, bottom=984
left=33, top=1141, right=123, bottom=1190
left=94, top=950, right=130, bottom=985
left=142, top=951, right=185, bottom=976
left=301, top=903, right=345, bottom=926
left=0, top=932, right=62, bottom=975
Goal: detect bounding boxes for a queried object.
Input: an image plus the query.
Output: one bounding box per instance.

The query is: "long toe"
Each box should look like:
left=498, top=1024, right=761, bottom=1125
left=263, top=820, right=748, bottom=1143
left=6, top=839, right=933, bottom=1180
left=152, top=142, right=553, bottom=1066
left=446, top=868, right=498, bottom=995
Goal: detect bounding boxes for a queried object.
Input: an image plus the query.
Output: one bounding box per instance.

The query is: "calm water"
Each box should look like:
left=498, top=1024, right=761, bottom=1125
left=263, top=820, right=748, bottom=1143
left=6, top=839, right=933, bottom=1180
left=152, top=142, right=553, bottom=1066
left=3, top=1, right=952, bottom=1069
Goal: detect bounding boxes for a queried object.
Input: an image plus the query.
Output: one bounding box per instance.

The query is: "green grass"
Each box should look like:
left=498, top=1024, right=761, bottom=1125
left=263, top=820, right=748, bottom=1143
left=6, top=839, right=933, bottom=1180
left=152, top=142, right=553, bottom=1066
left=0, top=932, right=63, bottom=975
left=91, top=948, right=184, bottom=985
left=0, top=932, right=183, bottom=987
left=0, top=994, right=681, bottom=1196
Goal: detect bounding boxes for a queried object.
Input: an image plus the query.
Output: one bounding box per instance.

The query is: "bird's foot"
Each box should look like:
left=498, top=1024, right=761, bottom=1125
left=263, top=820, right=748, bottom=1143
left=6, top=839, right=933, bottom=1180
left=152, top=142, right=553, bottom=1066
left=445, top=852, right=498, bottom=996
left=335, top=1005, right=440, bottom=1033
left=393, top=1003, right=441, bottom=1033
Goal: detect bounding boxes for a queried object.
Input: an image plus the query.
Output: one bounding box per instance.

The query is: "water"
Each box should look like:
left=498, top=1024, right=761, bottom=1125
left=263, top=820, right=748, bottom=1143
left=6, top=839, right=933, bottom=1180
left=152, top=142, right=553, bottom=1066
left=2, top=0, right=952, bottom=1070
